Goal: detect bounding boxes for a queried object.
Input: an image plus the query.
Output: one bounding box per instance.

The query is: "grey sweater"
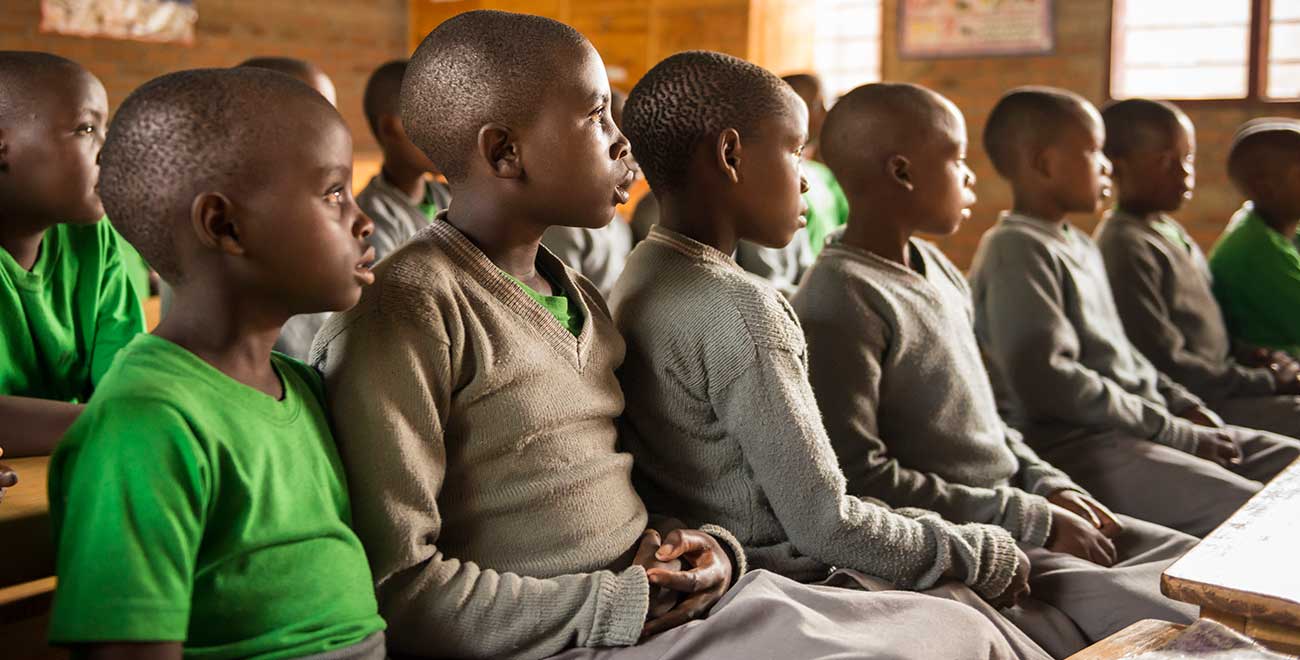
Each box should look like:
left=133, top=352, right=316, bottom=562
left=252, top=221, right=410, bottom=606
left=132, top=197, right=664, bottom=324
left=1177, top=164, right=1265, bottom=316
left=355, top=174, right=451, bottom=262
left=541, top=217, right=635, bottom=299
left=793, top=238, right=1083, bottom=547
left=1094, top=208, right=1275, bottom=404
left=970, top=212, right=1210, bottom=454
left=612, top=226, right=1021, bottom=598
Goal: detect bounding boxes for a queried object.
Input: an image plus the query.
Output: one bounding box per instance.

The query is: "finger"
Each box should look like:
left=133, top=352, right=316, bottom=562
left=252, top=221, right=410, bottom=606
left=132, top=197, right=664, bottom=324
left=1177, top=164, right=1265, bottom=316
left=1095, top=536, right=1117, bottom=567
left=648, top=566, right=722, bottom=594
left=1086, top=499, right=1124, bottom=538
left=641, top=593, right=714, bottom=638
left=1072, top=498, right=1102, bottom=529
left=634, top=529, right=661, bottom=563
left=656, top=529, right=686, bottom=561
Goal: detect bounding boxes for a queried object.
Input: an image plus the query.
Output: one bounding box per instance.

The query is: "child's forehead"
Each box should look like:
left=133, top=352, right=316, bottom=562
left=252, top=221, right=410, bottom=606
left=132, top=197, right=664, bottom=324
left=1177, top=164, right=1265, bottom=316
left=3, top=66, right=105, bottom=118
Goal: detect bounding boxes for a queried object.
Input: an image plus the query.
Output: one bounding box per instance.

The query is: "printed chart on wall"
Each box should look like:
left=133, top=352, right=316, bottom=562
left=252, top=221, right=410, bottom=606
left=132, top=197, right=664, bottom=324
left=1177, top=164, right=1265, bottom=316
left=899, top=0, right=1053, bottom=58
left=41, top=0, right=197, bottom=44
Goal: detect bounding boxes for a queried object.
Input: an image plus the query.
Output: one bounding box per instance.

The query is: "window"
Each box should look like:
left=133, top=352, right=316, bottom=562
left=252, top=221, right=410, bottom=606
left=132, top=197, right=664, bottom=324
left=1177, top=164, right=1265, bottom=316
left=813, top=0, right=882, bottom=100
left=1111, top=0, right=1300, bottom=101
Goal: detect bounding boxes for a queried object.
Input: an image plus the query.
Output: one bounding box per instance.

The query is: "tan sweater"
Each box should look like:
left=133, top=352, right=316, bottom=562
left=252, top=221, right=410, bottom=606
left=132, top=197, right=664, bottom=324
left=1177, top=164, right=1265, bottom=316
left=612, top=226, right=1020, bottom=599
left=312, top=216, right=665, bottom=659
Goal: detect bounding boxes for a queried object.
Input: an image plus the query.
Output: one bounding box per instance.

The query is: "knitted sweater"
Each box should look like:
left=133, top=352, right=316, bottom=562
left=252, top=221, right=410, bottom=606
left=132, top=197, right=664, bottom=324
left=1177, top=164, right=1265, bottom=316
left=970, top=212, right=1209, bottom=454
left=311, top=216, right=741, bottom=660
left=541, top=217, right=635, bottom=298
left=1094, top=208, right=1275, bottom=404
left=612, top=225, right=1020, bottom=599
left=793, top=237, right=1083, bottom=548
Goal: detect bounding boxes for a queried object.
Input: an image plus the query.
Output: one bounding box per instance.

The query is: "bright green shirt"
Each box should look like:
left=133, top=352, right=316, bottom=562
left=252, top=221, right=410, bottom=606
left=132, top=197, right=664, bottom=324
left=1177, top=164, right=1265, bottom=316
left=0, top=219, right=145, bottom=402
left=504, top=271, right=584, bottom=336
left=1209, top=203, right=1300, bottom=354
left=418, top=187, right=441, bottom=222
left=49, top=335, right=385, bottom=659
left=802, top=160, right=850, bottom=257
left=116, top=224, right=153, bottom=303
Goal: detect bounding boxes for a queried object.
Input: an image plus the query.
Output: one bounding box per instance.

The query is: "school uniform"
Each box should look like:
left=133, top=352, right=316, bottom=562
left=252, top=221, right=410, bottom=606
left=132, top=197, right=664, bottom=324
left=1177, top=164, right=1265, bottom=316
left=49, top=335, right=387, bottom=659
left=970, top=212, right=1300, bottom=537
left=1, top=219, right=144, bottom=401
left=1210, top=202, right=1300, bottom=355
left=355, top=173, right=451, bottom=262
left=800, top=159, right=850, bottom=257
left=1095, top=208, right=1300, bottom=437
left=793, top=235, right=1198, bottom=654
left=313, top=215, right=1036, bottom=660
left=542, top=215, right=635, bottom=298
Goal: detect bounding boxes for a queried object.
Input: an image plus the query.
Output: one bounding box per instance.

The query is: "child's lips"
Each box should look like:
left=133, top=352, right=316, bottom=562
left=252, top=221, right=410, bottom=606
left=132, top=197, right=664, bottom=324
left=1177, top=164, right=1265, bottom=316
left=614, top=169, right=636, bottom=204
left=354, top=247, right=376, bottom=285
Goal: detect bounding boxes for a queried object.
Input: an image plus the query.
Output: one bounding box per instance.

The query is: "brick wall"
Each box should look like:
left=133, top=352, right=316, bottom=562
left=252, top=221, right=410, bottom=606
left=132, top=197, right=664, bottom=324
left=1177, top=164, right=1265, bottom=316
left=0, top=0, right=409, bottom=190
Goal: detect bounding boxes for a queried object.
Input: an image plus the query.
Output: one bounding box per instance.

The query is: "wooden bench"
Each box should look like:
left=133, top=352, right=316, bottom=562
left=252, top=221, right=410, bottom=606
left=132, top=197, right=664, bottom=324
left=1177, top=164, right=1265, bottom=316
left=1066, top=619, right=1184, bottom=659
left=1163, top=458, right=1300, bottom=654
left=1, top=456, right=53, bottom=589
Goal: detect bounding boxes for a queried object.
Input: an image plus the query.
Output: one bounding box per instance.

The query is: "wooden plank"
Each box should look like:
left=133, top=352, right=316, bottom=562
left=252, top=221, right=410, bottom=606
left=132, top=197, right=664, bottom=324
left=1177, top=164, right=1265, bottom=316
left=1066, top=619, right=1184, bottom=660
left=0, top=457, right=53, bottom=590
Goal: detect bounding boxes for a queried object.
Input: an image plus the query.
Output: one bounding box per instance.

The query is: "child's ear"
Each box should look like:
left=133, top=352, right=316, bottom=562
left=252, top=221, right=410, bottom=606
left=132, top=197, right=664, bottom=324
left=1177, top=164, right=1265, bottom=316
left=477, top=122, right=523, bottom=179
left=190, top=192, right=246, bottom=257
left=716, top=128, right=743, bottom=184
left=376, top=114, right=404, bottom=145
left=1032, top=145, right=1055, bottom=180
left=887, top=154, right=914, bottom=191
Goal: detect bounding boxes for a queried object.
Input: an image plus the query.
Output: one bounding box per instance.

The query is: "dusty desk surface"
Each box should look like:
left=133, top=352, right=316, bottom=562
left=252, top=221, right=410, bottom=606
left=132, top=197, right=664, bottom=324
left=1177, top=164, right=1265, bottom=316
left=0, top=456, right=54, bottom=588
left=1163, top=458, right=1300, bottom=652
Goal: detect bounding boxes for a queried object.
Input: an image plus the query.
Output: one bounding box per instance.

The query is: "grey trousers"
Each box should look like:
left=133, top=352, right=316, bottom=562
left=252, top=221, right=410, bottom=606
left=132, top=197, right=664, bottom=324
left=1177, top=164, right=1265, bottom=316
left=1212, top=394, right=1300, bottom=439
left=548, top=569, right=1042, bottom=660
left=1035, top=427, right=1300, bottom=537
left=301, top=632, right=387, bottom=660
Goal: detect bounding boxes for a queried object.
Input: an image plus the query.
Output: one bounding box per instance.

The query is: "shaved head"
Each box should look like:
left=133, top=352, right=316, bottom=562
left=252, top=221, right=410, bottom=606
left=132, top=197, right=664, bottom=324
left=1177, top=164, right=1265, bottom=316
left=821, top=82, right=962, bottom=194
left=1101, top=98, right=1189, bottom=160
left=782, top=73, right=822, bottom=104
left=401, top=10, right=589, bottom=183
left=0, top=51, right=93, bottom=118
left=99, top=68, right=340, bottom=281
left=237, top=56, right=336, bottom=106
left=1228, top=118, right=1300, bottom=200
left=363, top=59, right=407, bottom=138
left=983, top=86, right=1095, bottom=177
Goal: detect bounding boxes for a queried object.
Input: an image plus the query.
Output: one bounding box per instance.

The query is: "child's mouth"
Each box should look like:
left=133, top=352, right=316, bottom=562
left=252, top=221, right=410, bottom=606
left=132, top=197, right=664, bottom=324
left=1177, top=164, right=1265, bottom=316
left=354, top=248, right=376, bottom=285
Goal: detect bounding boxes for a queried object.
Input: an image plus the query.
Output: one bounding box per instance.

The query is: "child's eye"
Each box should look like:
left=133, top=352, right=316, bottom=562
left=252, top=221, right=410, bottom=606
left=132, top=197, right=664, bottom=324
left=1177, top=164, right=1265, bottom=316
left=589, top=105, right=606, bottom=124
left=324, top=187, right=345, bottom=204
left=75, top=124, right=96, bottom=135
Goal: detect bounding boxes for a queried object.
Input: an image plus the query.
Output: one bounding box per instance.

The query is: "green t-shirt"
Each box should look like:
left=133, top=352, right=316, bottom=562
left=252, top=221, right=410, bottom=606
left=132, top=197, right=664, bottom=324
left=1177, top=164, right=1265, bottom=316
left=802, top=160, right=850, bottom=257
left=0, top=219, right=145, bottom=402
left=504, top=271, right=584, bottom=336
left=1209, top=204, right=1300, bottom=355
left=49, top=335, right=385, bottom=659
left=114, top=220, right=154, bottom=303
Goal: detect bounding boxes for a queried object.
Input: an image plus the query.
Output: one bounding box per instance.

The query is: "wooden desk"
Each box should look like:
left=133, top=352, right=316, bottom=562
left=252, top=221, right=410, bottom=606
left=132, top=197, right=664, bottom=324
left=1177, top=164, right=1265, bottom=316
left=1066, top=619, right=1184, bottom=659
left=0, top=456, right=53, bottom=590
left=1163, top=459, right=1300, bottom=654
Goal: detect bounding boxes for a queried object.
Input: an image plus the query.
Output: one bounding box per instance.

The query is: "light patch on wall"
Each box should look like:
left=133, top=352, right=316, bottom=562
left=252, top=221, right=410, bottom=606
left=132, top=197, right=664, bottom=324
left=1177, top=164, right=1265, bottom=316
left=41, top=0, right=197, bottom=45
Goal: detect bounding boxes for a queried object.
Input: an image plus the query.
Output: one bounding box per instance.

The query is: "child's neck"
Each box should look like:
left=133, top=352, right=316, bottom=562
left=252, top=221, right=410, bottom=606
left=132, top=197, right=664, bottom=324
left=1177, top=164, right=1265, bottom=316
left=840, top=205, right=915, bottom=269
left=1253, top=203, right=1300, bottom=238
left=656, top=193, right=739, bottom=256
left=1010, top=187, right=1070, bottom=226
left=0, top=214, right=53, bottom=270
left=154, top=285, right=287, bottom=399
left=380, top=161, right=428, bottom=205
left=1115, top=198, right=1167, bottom=222
left=443, top=191, right=548, bottom=285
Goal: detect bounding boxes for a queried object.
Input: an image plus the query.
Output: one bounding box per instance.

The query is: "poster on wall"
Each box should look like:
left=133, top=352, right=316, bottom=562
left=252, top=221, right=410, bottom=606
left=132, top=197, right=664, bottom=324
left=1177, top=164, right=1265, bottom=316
left=899, top=0, right=1053, bottom=58
left=41, top=0, right=197, bottom=45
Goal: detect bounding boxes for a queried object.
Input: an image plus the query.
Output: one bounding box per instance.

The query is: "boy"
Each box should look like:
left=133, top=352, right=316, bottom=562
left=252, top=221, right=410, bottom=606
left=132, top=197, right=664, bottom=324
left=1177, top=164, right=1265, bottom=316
left=541, top=87, right=635, bottom=297
left=1095, top=100, right=1300, bottom=437
left=0, top=52, right=144, bottom=458
left=969, top=87, right=1300, bottom=538
left=614, top=52, right=1052, bottom=659
left=793, top=82, right=1198, bottom=653
left=782, top=72, right=850, bottom=256
left=48, top=68, right=385, bottom=659
left=314, top=11, right=1025, bottom=660
left=1209, top=119, right=1300, bottom=356
left=355, top=59, right=451, bottom=262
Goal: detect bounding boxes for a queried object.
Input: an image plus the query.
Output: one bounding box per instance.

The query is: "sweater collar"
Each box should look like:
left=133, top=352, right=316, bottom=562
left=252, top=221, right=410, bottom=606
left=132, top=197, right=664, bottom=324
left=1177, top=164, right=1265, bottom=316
left=646, top=225, right=740, bottom=269
left=999, top=210, right=1074, bottom=243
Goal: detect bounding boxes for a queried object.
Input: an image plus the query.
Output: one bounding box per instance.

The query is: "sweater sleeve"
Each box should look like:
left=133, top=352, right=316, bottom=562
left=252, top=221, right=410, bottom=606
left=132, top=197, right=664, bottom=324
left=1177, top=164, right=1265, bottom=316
left=1003, top=426, right=1085, bottom=499
left=977, top=234, right=1198, bottom=454
left=316, top=309, right=649, bottom=660
left=803, top=302, right=1054, bottom=548
left=1103, top=236, right=1274, bottom=401
left=709, top=317, right=1020, bottom=599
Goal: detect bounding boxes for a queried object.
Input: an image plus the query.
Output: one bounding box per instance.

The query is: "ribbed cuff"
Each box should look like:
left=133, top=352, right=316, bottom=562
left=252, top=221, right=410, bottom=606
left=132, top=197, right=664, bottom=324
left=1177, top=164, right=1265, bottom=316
left=699, top=523, right=748, bottom=581
left=1007, top=492, right=1053, bottom=548
left=972, top=528, right=1021, bottom=600
left=1154, top=417, right=1201, bottom=454
left=586, top=566, right=649, bottom=648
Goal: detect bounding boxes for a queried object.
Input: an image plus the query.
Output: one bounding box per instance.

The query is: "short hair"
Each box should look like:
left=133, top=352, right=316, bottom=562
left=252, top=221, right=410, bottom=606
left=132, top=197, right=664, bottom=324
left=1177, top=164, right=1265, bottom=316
left=1101, top=98, right=1189, bottom=160
left=821, top=82, right=961, bottom=196
left=402, top=10, right=589, bottom=183
left=781, top=73, right=821, bottom=103
left=99, top=68, right=338, bottom=282
left=623, top=50, right=798, bottom=195
left=237, top=56, right=317, bottom=80
left=1227, top=118, right=1300, bottom=198
left=0, top=51, right=89, bottom=118
left=983, top=86, right=1095, bottom=178
left=363, top=59, right=407, bottom=138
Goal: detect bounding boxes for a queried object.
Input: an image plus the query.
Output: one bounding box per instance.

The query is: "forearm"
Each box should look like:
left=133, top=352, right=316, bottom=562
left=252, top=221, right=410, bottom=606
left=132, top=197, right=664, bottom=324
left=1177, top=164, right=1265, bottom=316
left=0, top=395, right=83, bottom=456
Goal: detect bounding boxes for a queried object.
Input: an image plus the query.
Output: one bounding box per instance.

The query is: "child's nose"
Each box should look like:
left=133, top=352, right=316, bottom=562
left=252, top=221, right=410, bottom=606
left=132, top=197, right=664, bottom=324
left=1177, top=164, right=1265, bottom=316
left=611, top=130, right=631, bottom=162
left=1099, top=154, right=1114, bottom=176
left=354, top=208, right=374, bottom=239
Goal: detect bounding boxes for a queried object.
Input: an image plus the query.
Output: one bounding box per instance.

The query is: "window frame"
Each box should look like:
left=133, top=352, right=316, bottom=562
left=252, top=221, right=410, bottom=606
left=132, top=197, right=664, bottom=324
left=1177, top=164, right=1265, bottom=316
left=1107, top=0, right=1300, bottom=105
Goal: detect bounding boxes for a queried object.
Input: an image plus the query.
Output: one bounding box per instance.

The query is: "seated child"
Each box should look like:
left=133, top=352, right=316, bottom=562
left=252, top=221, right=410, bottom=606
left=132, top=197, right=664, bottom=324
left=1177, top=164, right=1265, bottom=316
left=781, top=72, right=850, bottom=256
left=48, top=67, right=386, bottom=658
left=1209, top=119, right=1300, bottom=356
left=237, top=55, right=340, bottom=360
left=542, top=87, right=635, bottom=297
left=969, top=87, right=1300, bottom=538
left=356, top=59, right=451, bottom=262
left=613, top=51, right=1052, bottom=658
left=0, top=52, right=145, bottom=458
left=313, top=11, right=1028, bottom=660
left=1095, top=100, right=1300, bottom=438
left=792, top=82, right=1198, bottom=654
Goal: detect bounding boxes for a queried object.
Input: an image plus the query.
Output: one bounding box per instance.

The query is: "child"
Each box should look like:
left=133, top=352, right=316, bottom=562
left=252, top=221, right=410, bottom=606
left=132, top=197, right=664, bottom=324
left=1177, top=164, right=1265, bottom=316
left=614, top=51, right=1052, bottom=659
left=792, top=82, right=1198, bottom=655
left=48, top=67, right=386, bottom=658
left=1209, top=119, right=1300, bottom=356
left=969, top=87, right=1300, bottom=538
left=0, top=52, right=145, bottom=458
left=238, top=55, right=339, bottom=360
left=313, top=11, right=1025, bottom=660
left=355, top=59, right=451, bottom=262
left=1095, top=100, right=1300, bottom=438
left=541, top=87, right=636, bottom=297
left=781, top=72, right=850, bottom=256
